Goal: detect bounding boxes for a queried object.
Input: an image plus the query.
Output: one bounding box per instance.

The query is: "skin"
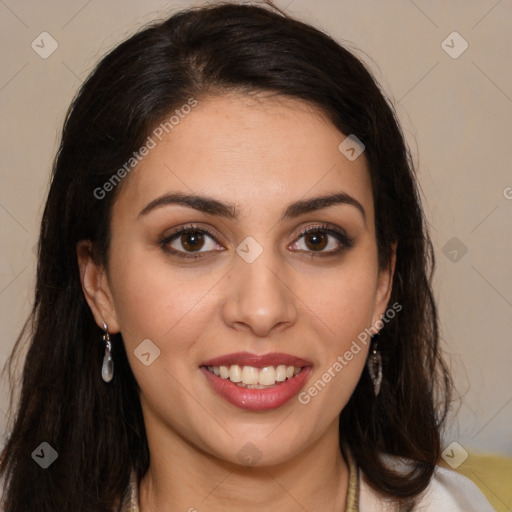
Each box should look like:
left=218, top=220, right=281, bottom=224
left=78, top=92, right=396, bottom=511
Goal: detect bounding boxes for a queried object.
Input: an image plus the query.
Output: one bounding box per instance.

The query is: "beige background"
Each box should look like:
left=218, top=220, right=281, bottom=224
left=0, top=0, right=510, bottom=464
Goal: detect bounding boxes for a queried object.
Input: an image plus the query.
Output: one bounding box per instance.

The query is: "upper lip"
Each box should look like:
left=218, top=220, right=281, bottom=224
left=201, top=351, right=312, bottom=369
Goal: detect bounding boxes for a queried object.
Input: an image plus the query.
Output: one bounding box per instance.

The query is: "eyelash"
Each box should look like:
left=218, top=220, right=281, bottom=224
left=159, top=223, right=355, bottom=260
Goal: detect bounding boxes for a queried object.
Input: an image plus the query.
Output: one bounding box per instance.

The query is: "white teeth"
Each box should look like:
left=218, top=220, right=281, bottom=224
left=259, top=366, right=276, bottom=386
left=242, top=366, right=259, bottom=385
left=229, top=364, right=242, bottom=383
left=275, top=365, right=287, bottom=382
left=208, top=364, right=303, bottom=387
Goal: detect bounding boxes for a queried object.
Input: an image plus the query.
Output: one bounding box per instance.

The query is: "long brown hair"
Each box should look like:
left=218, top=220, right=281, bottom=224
left=0, top=2, right=453, bottom=510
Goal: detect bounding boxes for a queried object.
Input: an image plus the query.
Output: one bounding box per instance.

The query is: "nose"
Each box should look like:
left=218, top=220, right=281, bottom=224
left=222, top=247, right=298, bottom=337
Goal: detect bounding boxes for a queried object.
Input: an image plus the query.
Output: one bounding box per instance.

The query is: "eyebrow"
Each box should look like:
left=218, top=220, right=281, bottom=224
left=138, top=191, right=366, bottom=224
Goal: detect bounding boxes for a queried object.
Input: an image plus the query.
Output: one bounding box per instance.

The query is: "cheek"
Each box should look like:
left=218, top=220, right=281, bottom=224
left=307, top=257, right=378, bottom=343
left=107, top=244, right=177, bottom=338
left=107, top=247, right=214, bottom=416
left=300, top=276, right=373, bottom=418
left=107, top=242, right=222, bottom=364
left=298, top=253, right=377, bottom=408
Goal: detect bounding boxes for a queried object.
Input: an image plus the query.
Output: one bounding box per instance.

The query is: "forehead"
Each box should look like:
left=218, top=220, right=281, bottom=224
left=112, top=93, right=373, bottom=224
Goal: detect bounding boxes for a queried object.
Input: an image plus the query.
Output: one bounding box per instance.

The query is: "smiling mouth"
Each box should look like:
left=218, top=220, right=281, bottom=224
left=203, top=364, right=304, bottom=389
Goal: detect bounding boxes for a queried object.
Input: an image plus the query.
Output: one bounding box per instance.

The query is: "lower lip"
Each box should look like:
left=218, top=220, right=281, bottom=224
left=200, top=366, right=312, bottom=411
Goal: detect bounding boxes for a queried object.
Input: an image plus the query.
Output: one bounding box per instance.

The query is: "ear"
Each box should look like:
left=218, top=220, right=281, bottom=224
left=372, top=241, right=397, bottom=328
left=76, top=240, right=121, bottom=333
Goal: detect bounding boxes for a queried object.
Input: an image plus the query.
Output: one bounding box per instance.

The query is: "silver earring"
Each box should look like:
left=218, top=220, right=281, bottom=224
left=367, top=336, right=382, bottom=397
left=101, top=322, right=114, bottom=383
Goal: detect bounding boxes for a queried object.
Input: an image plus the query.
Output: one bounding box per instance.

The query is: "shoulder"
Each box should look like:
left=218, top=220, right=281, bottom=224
left=414, top=465, right=496, bottom=511
left=358, top=455, right=496, bottom=512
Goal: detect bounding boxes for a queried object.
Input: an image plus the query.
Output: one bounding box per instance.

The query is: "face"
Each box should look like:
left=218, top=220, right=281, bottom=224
left=79, top=92, right=395, bottom=467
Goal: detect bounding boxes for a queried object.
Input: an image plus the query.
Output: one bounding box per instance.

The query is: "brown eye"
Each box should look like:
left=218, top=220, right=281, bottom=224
left=160, top=225, right=222, bottom=258
left=180, top=230, right=206, bottom=252
left=304, top=231, right=328, bottom=251
left=291, top=224, right=355, bottom=257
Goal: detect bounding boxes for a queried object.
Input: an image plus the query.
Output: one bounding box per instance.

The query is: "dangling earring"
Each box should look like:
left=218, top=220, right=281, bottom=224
left=367, top=335, right=382, bottom=397
left=101, top=322, right=114, bottom=383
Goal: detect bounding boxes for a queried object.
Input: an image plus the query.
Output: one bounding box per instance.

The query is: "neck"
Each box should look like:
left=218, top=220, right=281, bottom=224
left=138, top=419, right=349, bottom=512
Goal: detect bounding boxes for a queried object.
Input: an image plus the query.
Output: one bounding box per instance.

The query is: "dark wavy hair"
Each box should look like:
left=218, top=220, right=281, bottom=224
left=0, top=1, right=453, bottom=511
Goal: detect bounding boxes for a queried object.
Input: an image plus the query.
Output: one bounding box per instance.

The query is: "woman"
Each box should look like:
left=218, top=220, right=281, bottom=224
left=0, top=1, right=496, bottom=511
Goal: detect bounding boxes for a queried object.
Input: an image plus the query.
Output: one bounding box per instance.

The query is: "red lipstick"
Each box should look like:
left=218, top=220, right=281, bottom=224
left=201, top=351, right=312, bottom=369
left=200, top=352, right=312, bottom=411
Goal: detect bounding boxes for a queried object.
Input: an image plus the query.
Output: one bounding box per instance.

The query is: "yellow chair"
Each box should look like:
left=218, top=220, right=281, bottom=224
left=438, top=451, right=512, bottom=512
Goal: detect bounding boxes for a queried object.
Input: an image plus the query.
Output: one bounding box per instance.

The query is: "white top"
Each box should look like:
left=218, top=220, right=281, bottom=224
left=358, top=452, right=497, bottom=511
